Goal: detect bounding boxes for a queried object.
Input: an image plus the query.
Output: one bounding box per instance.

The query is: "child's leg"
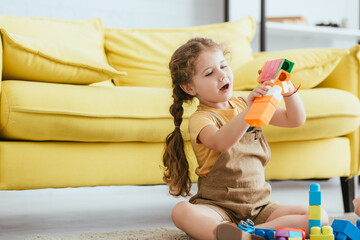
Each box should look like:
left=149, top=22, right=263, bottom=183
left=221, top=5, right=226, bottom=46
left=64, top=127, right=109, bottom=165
left=171, top=201, right=224, bottom=240
left=256, top=205, right=329, bottom=237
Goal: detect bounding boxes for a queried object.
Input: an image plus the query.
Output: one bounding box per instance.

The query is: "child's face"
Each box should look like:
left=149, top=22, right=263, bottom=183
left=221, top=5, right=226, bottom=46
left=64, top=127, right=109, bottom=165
left=183, top=48, right=233, bottom=109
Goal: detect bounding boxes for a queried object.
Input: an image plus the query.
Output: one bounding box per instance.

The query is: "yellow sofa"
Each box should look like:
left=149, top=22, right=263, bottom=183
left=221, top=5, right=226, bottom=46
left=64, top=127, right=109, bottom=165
left=0, top=15, right=359, bottom=212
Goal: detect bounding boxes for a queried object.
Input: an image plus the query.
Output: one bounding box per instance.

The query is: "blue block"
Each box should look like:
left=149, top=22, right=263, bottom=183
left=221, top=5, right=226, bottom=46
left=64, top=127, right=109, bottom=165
left=254, top=228, right=275, bottom=240
left=309, top=183, right=321, bottom=205
left=334, top=232, right=347, bottom=240
left=237, top=219, right=255, bottom=233
left=289, top=231, right=302, bottom=238
left=309, top=220, right=321, bottom=234
left=331, top=219, right=360, bottom=240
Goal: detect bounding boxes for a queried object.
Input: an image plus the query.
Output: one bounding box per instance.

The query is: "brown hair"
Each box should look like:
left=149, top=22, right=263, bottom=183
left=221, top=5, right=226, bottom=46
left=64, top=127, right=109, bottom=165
left=162, top=37, right=227, bottom=197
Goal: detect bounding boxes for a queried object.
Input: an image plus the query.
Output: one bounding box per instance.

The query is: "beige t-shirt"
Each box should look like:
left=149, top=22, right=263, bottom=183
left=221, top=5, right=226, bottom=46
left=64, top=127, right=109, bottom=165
left=188, top=96, right=248, bottom=176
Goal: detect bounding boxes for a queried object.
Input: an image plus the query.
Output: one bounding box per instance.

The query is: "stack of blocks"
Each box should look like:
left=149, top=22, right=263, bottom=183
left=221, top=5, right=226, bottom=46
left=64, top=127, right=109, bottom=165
left=244, top=58, right=294, bottom=127
left=309, top=183, right=335, bottom=240
left=309, top=183, right=322, bottom=232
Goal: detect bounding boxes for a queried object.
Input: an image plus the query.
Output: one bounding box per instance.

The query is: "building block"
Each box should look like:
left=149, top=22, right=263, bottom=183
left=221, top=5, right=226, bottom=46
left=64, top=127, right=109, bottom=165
left=310, top=226, right=334, bottom=240
left=275, top=227, right=305, bottom=240
left=289, top=231, right=303, bottom=238
left=244, top=97, right=278, bottom=126
left=237, top=219, right=255, bottom=233
left=258, top=59, right=283, bottom=83
left=309, top=205, right=322, bottom=220
left=254, top=228, right=275, bottom=240
left=257, top=59, right=294, bottom=83
left=275, top=229, right=288, bottom=240
left=245, top=58, right=295, bottom=127
left=309, top=220, right=322, bottom=233
left=331, top=219, right=360, bottom=240
left=309, top=183, right=321, bottom=205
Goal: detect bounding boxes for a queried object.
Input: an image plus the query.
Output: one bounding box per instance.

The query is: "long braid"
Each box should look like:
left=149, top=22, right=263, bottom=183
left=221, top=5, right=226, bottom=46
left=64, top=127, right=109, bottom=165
left=163, top=86, right=192, bottom=197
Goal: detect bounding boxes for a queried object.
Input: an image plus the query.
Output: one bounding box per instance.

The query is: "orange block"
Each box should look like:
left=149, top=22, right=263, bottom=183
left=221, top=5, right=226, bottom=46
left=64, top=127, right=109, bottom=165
left=245, top=95, right=280, bottom=126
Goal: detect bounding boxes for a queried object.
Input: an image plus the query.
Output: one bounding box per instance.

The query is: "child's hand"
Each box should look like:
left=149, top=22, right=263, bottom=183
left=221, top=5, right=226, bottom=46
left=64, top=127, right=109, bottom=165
left=282, top=80, right=297, bottom=97
left=353, top=196, right=360, bottom=216
left=247, top=80, right=272, bottom=103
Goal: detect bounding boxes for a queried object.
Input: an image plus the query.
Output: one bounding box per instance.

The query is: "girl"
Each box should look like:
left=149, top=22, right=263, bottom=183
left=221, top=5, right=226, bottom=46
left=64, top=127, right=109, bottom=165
left=162, top=37, right=328, bottom=240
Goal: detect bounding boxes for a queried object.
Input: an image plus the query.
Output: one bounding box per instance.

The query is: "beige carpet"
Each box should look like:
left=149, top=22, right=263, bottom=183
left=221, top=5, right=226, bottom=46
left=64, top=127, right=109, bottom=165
left=23, top=215, right=359, bottom=240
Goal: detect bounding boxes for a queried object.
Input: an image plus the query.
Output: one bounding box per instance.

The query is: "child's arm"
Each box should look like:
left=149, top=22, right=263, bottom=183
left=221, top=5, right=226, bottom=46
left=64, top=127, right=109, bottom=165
left=197, top=82, right=271, bottom=152
left=269, top=84, right=306, bottom=128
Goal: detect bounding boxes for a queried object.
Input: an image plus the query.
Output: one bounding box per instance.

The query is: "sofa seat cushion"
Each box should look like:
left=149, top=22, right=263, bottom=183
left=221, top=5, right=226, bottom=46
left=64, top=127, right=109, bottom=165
left=0, top=80, right=359, bottom=143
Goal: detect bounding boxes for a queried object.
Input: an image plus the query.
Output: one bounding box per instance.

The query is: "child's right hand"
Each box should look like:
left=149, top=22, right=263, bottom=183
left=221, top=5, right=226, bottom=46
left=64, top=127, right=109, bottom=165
left=353, top=196, right=360, bottom=216
left=247, top=80, right=273, bottom=104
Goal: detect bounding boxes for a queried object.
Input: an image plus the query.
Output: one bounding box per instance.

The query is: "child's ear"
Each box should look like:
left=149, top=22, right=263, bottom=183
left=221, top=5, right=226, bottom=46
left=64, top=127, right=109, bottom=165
left=180, top=84, right=196, bottom=96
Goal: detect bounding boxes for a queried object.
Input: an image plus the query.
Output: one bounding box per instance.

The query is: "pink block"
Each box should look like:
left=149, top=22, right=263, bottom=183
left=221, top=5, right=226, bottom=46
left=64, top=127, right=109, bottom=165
left=259, top=59, right=283, bottom=83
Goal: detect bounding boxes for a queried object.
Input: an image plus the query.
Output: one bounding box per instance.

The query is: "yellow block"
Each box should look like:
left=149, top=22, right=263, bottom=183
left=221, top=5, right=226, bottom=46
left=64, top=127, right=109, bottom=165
left=309, top=205, right=321, bottom=220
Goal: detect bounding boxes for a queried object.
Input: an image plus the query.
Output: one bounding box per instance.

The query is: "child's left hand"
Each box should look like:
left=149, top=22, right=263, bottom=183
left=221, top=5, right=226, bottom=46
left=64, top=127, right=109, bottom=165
left=247, top=80, right=273, bottom=103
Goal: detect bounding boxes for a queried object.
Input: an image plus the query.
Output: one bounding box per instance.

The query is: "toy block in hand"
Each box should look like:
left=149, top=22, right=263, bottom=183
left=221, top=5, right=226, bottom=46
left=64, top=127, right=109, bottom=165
left=245, top=58, right=295, bottom=127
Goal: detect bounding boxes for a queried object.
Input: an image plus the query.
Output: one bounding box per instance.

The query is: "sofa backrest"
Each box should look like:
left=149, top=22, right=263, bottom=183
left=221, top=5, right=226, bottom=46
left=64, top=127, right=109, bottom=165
left=0, top=15, right=124, bottom=85
left=103, top=16, right=256, bottom=88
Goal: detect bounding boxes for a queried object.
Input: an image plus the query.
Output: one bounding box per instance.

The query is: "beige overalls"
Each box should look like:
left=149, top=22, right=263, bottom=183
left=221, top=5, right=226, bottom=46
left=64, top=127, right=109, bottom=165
left=189, top=111, right=280, bottom=225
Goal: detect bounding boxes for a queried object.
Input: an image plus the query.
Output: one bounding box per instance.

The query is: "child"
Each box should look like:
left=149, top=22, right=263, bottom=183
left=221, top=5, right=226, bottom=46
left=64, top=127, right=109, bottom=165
left=162, top=37, right=329, bottom=240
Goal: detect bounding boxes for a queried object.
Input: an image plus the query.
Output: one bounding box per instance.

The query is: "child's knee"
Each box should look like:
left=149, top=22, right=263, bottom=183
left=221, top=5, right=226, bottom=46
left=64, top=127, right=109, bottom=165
left=171, top=201, right=192, bottom=227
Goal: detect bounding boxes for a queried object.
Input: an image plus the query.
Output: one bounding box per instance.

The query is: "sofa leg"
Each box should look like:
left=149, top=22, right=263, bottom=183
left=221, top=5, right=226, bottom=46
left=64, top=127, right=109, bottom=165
left=340, top=176, right=355, bottom=213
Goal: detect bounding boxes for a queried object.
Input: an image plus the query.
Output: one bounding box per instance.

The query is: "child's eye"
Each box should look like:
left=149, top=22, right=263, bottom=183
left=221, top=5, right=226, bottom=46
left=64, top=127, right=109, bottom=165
left=205, top=71, right=213, bottom=76
left=221, top=65, right=227, bottom=69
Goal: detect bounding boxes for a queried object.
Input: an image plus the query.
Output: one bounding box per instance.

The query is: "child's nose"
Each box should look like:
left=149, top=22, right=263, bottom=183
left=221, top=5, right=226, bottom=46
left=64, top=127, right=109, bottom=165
left=218, top=71, right=227, bottom=81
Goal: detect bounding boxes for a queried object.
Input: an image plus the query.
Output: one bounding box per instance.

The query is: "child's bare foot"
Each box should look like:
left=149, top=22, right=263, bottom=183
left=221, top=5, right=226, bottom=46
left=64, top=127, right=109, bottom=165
left=214, top=222, right=265, bottom=240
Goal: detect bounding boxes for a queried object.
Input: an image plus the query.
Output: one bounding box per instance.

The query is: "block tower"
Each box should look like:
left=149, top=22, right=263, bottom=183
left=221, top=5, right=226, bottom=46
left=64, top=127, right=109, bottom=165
left=244, top=58, right=294, bottom=127
left=309, top=183, right=322, bottom=234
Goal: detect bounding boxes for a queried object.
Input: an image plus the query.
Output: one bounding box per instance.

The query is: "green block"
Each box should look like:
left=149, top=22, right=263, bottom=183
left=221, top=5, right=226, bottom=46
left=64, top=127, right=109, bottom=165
left=280, top=59, right=294, bottom=73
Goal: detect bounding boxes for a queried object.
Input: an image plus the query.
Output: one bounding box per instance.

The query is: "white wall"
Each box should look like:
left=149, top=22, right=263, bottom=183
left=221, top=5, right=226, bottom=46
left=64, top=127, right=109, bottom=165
left=0, top=0, right=224, bottom=28
left=3, top=0, right=357, bottom=29
left=0, top=0, right=358, bottom=51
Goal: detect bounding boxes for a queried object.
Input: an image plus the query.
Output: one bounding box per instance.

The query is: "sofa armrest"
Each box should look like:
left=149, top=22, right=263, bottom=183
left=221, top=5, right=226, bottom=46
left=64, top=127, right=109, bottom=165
left=318, top=46, right=359, bottom=176
left=317, top=45, right=359, bottom=97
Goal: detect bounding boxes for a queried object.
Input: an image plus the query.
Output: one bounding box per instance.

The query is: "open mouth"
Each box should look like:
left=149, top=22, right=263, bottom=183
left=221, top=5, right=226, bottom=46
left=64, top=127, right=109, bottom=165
left=220, top=83, right=230, bottom=91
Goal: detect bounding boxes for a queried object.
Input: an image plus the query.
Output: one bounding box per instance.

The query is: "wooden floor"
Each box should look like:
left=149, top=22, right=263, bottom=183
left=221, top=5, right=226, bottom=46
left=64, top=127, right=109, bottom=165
left=0, top=177, right=358, bottom=240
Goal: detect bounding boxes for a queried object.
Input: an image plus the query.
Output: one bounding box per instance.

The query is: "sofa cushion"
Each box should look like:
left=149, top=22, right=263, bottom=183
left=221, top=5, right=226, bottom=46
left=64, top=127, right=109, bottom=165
left=1, top=81, right=359, bottom=143
left=0, top=15, right=125, bottom=84
left=234, top=48, right=349, bottom=91
left=104, top=16, right=255, bottom=88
